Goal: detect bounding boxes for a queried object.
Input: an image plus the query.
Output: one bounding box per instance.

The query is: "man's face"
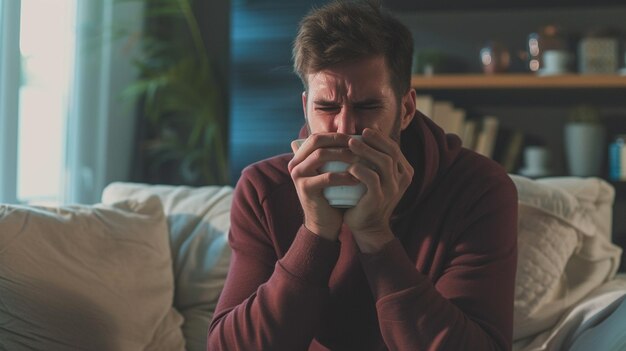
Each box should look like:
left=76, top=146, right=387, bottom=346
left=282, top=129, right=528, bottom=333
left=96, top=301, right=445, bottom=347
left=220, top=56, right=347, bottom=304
left=302, top=56, right=414, bottom=141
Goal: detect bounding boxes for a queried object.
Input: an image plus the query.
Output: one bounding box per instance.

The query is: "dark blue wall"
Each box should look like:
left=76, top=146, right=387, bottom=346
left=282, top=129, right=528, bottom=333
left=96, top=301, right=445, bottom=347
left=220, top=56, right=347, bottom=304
left=230, top=0, right=327, bottom=183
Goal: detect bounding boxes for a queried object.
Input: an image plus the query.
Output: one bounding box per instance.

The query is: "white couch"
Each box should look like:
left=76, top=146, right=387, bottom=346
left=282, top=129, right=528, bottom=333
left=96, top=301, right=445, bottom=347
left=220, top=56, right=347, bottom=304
left=0, top=176, right=623, bottom=351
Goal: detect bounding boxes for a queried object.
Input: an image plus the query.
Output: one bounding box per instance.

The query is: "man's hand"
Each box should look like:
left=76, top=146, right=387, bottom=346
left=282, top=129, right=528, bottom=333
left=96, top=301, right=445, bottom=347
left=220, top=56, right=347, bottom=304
left=345, top=128, right=414, bottom=253
left=288, top=133, right=360, bottom=241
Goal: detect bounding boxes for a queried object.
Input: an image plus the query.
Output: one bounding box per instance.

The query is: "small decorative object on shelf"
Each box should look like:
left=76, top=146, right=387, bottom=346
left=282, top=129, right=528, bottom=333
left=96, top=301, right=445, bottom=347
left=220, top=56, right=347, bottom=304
left=564, top=105, right=606, bottom=177
left=538, top=50, right=573, bottom=76
left=412, top=49, right=466, bottom=75
left=578, top=28, right=620, bottom=74
left=609, top=135, right=626, bottom=181
left=412, top=49, right=446, bottom=76
left=519, top=145, right=553, bottom=178
left=526, top=25, right=568, bottom=73
left=480, top=41, right=510, bottom=74
left=619, top=52, right=626, bottom=76
left=527, top=32, right=541, bottom=72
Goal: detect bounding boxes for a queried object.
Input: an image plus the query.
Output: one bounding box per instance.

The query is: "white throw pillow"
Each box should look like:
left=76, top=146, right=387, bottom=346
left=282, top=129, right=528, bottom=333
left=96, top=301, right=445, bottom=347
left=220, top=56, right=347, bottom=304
left=515, top=204, right=580, bottom=319
left=102, top=183, right=232, bottom=351
left=510, top=175, right=622, bottom=341
left=512, top=175, right=588, bottom=323
left=0, top=197, right=185, bottom=351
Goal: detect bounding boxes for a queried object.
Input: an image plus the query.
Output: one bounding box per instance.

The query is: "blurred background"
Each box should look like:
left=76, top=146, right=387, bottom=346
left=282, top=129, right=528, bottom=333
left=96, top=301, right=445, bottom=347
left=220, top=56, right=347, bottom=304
left=1, top=0, right=626, bottom=219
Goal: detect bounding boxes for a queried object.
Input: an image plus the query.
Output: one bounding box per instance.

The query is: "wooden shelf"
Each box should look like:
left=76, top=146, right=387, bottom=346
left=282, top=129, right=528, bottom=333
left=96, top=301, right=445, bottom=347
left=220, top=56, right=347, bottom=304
left=411, top=74, right=626, bottom=90
left=384, top=0, right=625, bottom=12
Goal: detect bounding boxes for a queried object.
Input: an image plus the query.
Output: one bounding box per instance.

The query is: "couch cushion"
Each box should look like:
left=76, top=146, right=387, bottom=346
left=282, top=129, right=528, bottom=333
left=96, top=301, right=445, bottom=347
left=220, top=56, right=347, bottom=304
left=0, top=197, right=184, bottom=351
left=510, top=175, right=622, bottom=341
left=538, top=177, right=615, bottom=242
left=102, top=183, right=232, bottom=351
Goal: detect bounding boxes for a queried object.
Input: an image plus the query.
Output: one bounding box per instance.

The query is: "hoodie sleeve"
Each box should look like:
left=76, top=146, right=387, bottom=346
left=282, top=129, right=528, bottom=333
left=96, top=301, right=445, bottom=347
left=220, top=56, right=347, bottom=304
left=359, top=173, right=518, bottom=351
left=207, top=168, right=340, bottom=351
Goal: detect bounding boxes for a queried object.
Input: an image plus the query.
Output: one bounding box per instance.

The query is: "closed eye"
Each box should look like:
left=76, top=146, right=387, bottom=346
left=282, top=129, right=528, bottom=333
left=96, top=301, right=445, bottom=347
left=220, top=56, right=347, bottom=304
left=356, top=105, right=381, bottom=110
left=354, top=99, right=384, bottom=110
left=316, top=106, right=340, bottom=112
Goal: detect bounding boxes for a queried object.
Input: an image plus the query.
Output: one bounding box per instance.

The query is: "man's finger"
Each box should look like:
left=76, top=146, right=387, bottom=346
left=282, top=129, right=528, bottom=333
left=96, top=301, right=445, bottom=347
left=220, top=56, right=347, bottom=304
left=359, top=128, right=402, bottom=160
left=290, top=133, right=352, bottom=166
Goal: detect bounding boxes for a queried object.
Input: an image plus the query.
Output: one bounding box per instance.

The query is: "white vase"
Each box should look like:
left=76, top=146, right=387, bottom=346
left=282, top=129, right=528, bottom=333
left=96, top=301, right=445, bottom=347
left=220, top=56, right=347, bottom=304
left=564, top=123, right=606, bottom=177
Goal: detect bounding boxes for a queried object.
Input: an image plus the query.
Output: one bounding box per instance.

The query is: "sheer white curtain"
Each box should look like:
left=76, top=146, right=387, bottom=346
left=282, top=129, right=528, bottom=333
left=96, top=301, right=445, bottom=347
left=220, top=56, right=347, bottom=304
left=65, top=0, right=143, bottom=204
left=0, top=0, right=20, bottom=204
left=0, top=0, right=143, bottom=205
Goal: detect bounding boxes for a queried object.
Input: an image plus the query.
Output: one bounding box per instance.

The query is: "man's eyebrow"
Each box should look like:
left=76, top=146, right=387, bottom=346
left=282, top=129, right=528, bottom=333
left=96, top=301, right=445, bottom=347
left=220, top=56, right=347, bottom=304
left=312, top=98, right=383, bottom=106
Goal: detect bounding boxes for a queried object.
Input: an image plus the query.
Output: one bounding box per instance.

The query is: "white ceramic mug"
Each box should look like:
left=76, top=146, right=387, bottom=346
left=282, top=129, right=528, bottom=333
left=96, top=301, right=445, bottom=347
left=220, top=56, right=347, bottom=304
left=521, top=146, right=551, bottom=177
left=292, top=135, right=365, bottom=208
left=542, top=50, right=572, bottom=74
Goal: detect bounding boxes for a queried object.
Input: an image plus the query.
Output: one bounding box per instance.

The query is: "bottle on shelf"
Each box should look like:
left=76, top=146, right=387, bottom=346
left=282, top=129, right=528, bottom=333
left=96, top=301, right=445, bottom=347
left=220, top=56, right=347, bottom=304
left=609, top=135, right=626, bottom=181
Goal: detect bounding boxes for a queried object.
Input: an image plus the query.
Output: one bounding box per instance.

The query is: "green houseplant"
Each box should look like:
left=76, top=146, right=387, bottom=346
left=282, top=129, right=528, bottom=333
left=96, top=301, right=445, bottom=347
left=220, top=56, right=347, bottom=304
left=121, top=0, right=228, bottom=185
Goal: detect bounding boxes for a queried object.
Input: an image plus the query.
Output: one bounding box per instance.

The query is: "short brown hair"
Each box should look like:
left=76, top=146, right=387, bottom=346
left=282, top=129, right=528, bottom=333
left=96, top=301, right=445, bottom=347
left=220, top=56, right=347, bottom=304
left=292, top=0, right=414, bottom=99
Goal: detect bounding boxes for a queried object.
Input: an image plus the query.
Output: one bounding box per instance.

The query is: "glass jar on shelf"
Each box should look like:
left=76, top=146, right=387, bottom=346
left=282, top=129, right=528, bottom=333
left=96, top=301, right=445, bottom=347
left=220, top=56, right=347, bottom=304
left=527, top=25, right=569, bottom=73
left=578, top=27, right=621, bottom=74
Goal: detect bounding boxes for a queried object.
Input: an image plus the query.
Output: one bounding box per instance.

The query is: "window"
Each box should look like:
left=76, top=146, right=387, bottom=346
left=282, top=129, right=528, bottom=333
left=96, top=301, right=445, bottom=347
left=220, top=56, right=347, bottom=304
left=1, top=0, right=142, bottom=205
left=17, top=0, right=77, bottom=204
left=0, top=0, right=76, bottom=205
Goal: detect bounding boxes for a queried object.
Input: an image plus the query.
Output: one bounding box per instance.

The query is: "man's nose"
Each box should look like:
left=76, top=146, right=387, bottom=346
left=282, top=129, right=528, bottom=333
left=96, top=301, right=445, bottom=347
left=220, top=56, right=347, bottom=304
left=335, top=108, right=357, bottom=135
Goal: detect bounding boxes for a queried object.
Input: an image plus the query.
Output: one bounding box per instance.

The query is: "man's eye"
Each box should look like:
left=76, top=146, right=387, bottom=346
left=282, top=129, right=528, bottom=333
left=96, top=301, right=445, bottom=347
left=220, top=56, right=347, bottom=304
left=357, top=105, right=380, bottom=110
left=316, top=107, right=339, bottom=112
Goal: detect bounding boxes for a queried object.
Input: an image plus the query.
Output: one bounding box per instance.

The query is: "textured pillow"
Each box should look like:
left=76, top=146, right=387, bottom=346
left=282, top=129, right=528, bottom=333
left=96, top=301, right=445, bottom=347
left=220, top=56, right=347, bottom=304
left=515, top=204, right=580, bottom=320
left=102, top=183, right=232, bottom=351
left=0, top=197, right=185, bottom=351
left=512, top=175, right=589, bottom=323
left=538, top=177, right=615, bottom=242
left=510, top=175, right=622, bottom=341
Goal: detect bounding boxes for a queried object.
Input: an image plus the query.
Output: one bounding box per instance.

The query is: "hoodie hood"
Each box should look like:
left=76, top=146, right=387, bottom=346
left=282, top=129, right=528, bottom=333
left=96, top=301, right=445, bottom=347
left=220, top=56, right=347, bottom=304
left=394, top=111, right=462, bottom=219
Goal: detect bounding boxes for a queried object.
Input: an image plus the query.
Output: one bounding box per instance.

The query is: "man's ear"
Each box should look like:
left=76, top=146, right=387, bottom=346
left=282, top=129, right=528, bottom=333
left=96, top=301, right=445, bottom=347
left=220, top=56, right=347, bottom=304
left=400, top=89, right=416, bottom=130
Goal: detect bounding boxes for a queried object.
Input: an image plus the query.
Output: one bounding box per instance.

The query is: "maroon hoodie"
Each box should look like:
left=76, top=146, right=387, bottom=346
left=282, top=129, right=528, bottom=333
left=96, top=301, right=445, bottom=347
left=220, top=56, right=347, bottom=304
left=208, top=112, right=518, bottom=351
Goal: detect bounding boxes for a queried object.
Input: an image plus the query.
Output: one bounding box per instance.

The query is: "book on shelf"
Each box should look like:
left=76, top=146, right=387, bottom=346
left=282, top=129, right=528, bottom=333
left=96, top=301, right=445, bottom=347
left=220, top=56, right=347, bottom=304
left=414, top=96, right=525, bottom=168
left=415, top=95, right=434, bottom=118
left=415, top=95, right=467, bottom=138
left=502, top=131, right=525, bottom=173
left=491, top=128, right=525, bottom=173
left=414, top=95, right=529, bottom=172
left=449, top=108, right=466, bottom=137
left=474, top=116, right=499, bottom=159
left=461, top=119, right=478, bottom=150
left=432, top=100, right=454, bottom=126
left=430, top=100, right=466, bottom=137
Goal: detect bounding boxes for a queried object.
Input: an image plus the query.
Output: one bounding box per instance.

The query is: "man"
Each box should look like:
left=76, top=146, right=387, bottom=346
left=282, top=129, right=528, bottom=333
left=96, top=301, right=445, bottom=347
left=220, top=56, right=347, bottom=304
left=208, top=1, right=517, bottom=350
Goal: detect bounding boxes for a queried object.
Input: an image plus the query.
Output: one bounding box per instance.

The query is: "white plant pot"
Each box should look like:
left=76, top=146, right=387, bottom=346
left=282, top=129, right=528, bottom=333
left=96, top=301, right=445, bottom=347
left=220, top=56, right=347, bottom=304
left=564, top=123, right=606, bottom=177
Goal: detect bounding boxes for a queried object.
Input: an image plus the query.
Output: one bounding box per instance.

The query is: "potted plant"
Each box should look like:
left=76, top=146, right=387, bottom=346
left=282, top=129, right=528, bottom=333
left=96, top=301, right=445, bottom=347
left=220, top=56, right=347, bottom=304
left=563, top=105, right=606, bottom=177
left=121, top=0, right=228, bottom=185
